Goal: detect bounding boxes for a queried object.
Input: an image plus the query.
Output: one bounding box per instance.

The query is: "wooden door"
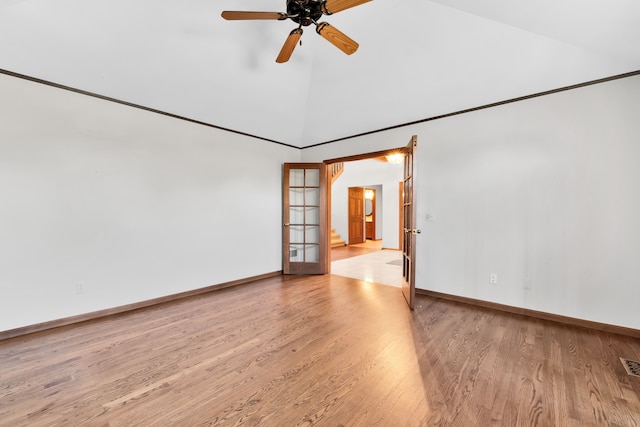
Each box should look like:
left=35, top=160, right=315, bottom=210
left=283, top=163, right=328, bottom=275
left=401, top=136, right=419, bottom=309
left=348, top=187, right=365, bottom=245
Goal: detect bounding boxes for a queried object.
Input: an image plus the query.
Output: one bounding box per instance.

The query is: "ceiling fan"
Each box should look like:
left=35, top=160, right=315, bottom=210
left=221, top=0, right=372, bottom=63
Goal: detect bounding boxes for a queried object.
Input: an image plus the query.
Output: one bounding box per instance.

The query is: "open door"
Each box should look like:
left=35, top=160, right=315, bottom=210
left=401, top=135, right=419, bottom=309
left=283, top=163, right=328, bottom=274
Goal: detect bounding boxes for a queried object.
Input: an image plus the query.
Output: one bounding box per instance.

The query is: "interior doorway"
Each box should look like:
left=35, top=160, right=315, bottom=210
left=325, top=148, right=406, bottom=287
left=346, top=186, right=377, bottom=244
left=364, top=187, right=376, bottom=240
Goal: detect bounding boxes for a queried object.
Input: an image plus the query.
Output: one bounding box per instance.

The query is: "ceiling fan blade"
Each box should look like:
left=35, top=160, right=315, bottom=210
left=221, top=11, right=286, bottom=20
left=322, top=0, right=372, bottom=14
left=276, top=28, right=303, bottom=63
left=316, top=23, right=358, bottom=55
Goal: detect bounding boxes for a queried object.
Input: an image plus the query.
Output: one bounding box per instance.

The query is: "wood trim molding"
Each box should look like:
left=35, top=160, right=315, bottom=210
left=0, top=271, right=282, bottom=341
left=305, top=69, right=640, bottom=149
left=5, top=67, right=639, bottom=151
left=416, top=288, right=640, bottom=339
left=0, top=68, right=297, bottom=149
left=324, top=147, right=407, bottom=165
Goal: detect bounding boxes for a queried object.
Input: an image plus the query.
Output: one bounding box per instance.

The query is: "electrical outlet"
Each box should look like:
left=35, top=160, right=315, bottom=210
left=425, top=213, right=435, bottom=222
left=76, top=282, right=84, bottom=294
left=489, top=274, right=498, bottom=284
left=523, top=276, right=532, bottom=289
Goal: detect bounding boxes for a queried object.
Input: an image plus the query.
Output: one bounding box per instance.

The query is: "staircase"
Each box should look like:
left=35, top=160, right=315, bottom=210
left=331, top=228, right=346, bottom=248
left=331, top=162, right=344, bottom=183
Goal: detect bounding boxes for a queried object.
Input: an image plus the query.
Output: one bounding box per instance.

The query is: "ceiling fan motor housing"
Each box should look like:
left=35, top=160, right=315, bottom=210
left=287, top=0, right=324, bottom=26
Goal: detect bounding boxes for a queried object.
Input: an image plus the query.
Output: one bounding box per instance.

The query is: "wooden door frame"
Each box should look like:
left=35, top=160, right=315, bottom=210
left=398, top=181, right=404, bottom=249
left=364, top=187, right=376, bottom=240
left=323, top=146, right=411, bottom=273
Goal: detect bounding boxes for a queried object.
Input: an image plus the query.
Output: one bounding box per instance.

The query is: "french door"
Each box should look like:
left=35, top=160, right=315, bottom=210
left=401, top=135, right=419, bottom=309
left=282, top=163, right=328, bottom=274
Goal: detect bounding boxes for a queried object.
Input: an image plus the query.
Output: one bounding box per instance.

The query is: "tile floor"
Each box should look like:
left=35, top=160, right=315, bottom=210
left=330, top=248, right=403, bottom=288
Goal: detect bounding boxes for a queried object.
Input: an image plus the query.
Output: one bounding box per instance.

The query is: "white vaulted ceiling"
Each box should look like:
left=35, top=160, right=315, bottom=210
left=1, top=0, right=639, bottom=147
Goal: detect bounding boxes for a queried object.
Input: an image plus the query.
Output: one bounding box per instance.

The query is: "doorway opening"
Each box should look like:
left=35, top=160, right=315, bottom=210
left=283, top=136, right=417, bottom=307
left=325, top=148, right=406, bottom=287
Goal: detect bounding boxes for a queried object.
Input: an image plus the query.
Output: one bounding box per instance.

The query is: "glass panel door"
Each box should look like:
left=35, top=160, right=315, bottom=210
left=283, top=164, right=327, bottom=274
left=402, top=136, right=418, bottom=309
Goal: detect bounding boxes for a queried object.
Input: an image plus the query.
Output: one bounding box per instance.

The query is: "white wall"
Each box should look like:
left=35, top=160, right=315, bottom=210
left=4, top=72, right=639, bottom=332
left=304, top=75, right=640, bottom=330
left=0, top=74, right=300, bottom=332
left=331, top=160, right=403, bottom=249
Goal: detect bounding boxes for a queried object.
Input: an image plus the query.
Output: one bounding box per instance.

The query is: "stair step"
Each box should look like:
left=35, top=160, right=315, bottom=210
left=330, top=228, right=345, bottom=247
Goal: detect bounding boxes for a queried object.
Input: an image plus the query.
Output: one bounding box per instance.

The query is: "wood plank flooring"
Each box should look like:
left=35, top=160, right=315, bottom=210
left=1, top=274, right=639, bottom=426
left=331, top=240, right=382, bottom=262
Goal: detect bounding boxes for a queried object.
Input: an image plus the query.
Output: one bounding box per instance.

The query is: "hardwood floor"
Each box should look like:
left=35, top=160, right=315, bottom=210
left=331, top=240, right=382, bottom=261
left=1, top=274, right=639, bottom=426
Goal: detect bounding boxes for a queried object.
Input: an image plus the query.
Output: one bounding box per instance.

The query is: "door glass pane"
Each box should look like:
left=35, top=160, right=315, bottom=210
left=290, top=244, right=304, bottom=262
left=305, top=207, right=319, bottom=225
left=305, top=188, right=320, bottom=206
left=290, top=169, right=304, bottom=186
left=290, top=207, right=304, bottom=225
left=285, top=164, right=324, bottom=270
left=289, top=226, right=304, bottom=243
left=305, top=169, right=319, bottom=186
left=306, top=226, right=319, bottom=244
left=290, top=188, right=303, bottom=205
left=305, top=244, right=319, bottom=262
